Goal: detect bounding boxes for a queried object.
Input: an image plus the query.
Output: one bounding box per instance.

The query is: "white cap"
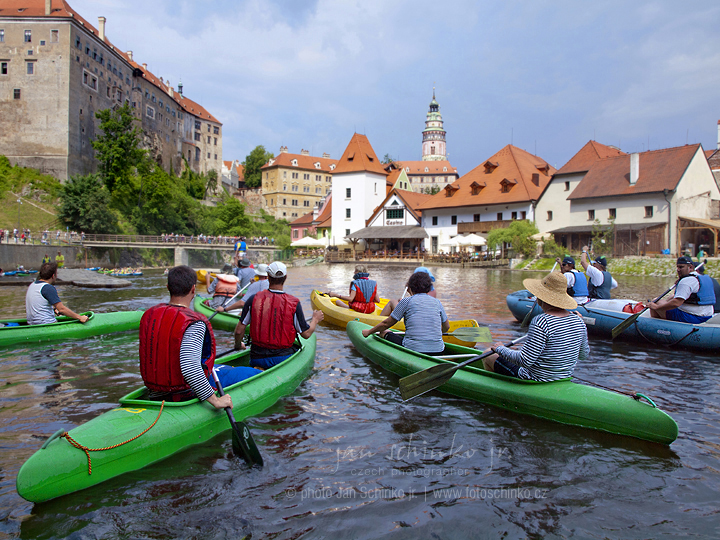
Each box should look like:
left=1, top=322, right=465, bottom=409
left=267, top=261, right=287, bottom=278
left=254, top=263, right=268, bottom=277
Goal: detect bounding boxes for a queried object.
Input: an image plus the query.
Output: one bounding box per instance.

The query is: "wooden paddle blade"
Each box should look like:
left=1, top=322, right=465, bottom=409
left=610, top=310, right=645, bottom=339
left=447, top=327, right=493, bottom=342
left=399, top=364, right=459, bottom=401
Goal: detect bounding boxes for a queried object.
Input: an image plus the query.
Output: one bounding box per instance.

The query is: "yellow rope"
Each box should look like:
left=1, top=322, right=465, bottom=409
left=61, top=401, right=165, bottom=475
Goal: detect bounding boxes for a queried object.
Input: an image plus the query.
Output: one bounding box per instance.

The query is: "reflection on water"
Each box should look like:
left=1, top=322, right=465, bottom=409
left=0, top=265, right=718, bottom=538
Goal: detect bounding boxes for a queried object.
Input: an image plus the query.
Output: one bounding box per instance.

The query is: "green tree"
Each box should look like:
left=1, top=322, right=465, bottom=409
left=591, top=218, right=615, bottom=255
left=382, top=154, right=394, bottom=164
left=92, top=103, right=145, bottom=194
left=205, top=169, right=219, bottom=197
left=57, top=174, right=118, bottom=233
left=242, top=146, right=273, bottom=189
left=423, top=186, right=441, bottom=195
left=486, top=219, right=539, bottom=258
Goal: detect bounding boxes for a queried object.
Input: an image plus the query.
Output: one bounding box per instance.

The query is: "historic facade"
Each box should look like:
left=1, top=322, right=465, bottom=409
left=422, top=90, right=447, bottom=161
left=0, top=0, right=221, bottom=180
left=260, top=147, right=337, bottom=220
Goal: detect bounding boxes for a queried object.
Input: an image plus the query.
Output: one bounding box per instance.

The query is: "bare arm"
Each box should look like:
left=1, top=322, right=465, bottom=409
left=441, top=319, right=450, bottom=333
left=362, top=316, right=397, bottom=338
left=580, top=246, right=590, bottom=271
left=217, top=298, right=245, bottom=313
left=53, top=302, right=88, bottom=323
left=328, top=289, right=356, bottom=303
left=300, top=310, right=324, bottom=339
left=234, top=322, right=247, bottom=350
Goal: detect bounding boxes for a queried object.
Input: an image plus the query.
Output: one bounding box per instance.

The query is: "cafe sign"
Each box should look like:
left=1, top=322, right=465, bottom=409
left=386, top=219, right=404, bottom=226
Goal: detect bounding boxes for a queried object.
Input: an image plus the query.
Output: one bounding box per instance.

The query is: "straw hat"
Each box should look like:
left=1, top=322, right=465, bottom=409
left=523, top=271, right=577, bottom=310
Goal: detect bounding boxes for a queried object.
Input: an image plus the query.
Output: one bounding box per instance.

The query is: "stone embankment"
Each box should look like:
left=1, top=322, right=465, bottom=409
left=521, top=256, right=718, bottom=277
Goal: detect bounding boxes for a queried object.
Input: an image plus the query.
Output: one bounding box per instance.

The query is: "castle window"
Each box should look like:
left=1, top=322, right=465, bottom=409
left=0, top=30, right=5, bottom=43
left=24, top=30, right=31, bottom=43
left=0, top=62, right=7, bottom=75
left=194, top=132, right=200, bottom=141
left=195, top=120, right=201, bottom=130
left=51, top=29, right=59, bottom=42
left=146, top=105, right=155, bottom=119
left=214, top=126, right=219, bottom=135
left=13, top=88, right=20, bottom=99
left=76, top=36, right=81, bottom=48
left=195, top=148, right=200, bottom=161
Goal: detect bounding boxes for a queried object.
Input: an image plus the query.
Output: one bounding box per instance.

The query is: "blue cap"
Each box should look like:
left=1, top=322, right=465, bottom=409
left=562, top=256, right=575, bottom=266
left=677, top=256, right=695, bottom=266
left=593, top=255, right=608, bottom=267
left=414, top=267, right=435, bottom=282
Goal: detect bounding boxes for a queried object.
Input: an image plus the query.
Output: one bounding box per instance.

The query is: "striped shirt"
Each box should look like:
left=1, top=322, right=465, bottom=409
left=390, top=294, right=448, bottom=354
left=496, top=313, right=589, bottom=382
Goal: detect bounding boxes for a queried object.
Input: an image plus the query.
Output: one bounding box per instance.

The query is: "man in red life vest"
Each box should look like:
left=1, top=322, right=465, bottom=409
left=139, top=265, right=260, bottom=406
left=234, top=261, right=324, bottom=369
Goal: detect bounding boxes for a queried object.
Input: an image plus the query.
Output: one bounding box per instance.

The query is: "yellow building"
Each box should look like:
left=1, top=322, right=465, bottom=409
left=261, top=147, right=337, bottom=220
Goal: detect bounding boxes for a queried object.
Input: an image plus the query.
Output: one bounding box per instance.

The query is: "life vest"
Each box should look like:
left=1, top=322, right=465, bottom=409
left=588, top=270, right=612, bottom=299
left=681, top=273, right=716, bottom=306
left=214, top=274, right=238, bottom=297
left=567, top=270, right=589, bottom=298
left=348, top=275, right=377, bottom=314
left=250, top=290, right=300, bottom=350
left=139, top=304, right=216, bottom=395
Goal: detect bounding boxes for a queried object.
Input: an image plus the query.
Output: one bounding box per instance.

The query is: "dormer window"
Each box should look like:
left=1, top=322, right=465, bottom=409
left=424, top=167, right=429, bottom=172
left=443, top=167, right=447, bottom=172
left=470, top=181, right=485, bottom=196
left=500, top=178, right=517, bottom=193
left=444, top=184, right=459, bottom=197
left=405, top=167, right=410, bottom=172
left=330, top=164, right=336, bottom=170
left=291, top=159, right=298, bottom=166
left=314, top=162, right=320, bottom=169
left=347, top=152, right=355, bottom=162
left=366, top=154, right=374, bottom=162
left=484, top=161, right=498, bottom=173
left=536, top=163, right=550, bottom=175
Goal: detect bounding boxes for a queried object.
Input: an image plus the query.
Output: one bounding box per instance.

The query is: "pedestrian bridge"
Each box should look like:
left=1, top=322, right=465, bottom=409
left=79, top=234, right=277, bottom=266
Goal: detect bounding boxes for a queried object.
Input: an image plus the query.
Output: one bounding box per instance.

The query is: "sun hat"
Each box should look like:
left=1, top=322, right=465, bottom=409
left=523, top=271, right=577, bottom=310
left=677, top=256, right=695, bottom=266
left=413, top=266, right=435, bottom=282
left=267, top=261, right=287, bottom=278
left=593, top=255, right=608, bottom=268
left=239, top=258, right=251, bottom=267
left=254, top=263, right=268, bottom=277
left=562, top=256, right=575, bottom=266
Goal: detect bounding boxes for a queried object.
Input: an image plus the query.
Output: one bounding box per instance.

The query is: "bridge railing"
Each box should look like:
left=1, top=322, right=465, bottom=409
left=81, top=234, right=239, bottom=246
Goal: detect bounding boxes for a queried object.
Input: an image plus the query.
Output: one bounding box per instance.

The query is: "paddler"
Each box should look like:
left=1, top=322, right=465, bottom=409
left=696, top=263, right=720, bottom=313
left=362, top=270, right=449, bottom=356
left=644, top=256, right=716, bottom=323
left=216, top=264, right=269, bottom=313
left=484, top=271, right=589, bottom=381
left=580, top=246, right=617, bottom=299
left=379, top=266, right=436, bottom=316
left=233, top=257, right=255, bottom=290
left=205, top=263, right=242, bottom=308
left=25, top=262, right=88, bottom=325
left=556, top=255, right=589, bottom=304
left=233, top=262, right=323, bottom=369
left=139, top=265, right=260, bottom=406
left=326, top=265, right=380, bottom=314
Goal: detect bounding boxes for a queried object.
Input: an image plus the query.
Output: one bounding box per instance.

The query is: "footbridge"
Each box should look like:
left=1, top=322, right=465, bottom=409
left=79, top=234, right=278, bottom=266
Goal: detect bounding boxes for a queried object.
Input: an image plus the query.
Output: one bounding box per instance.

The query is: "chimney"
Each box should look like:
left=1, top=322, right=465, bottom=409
left=313, top=203, right=319, bottom=221
left=168, top=84, right=174, bottom=98
left=280, top=146, right=288, bottom=153
left=98, top=17, right=106, bottom=41
left=630, top=153, right=639, bottom=185
left=127, top=50, right=133, bottom=61
left=142, top=63, right=147, bottom=71
left=322, top=152, right=330, bottom=159
left=301, top=149, right=309, bottom=156
left=45, top=0, right=51, bottom=16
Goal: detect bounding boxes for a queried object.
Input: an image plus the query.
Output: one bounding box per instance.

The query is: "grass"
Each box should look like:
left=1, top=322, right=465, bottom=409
left=0, top=191, right=59, bottom=233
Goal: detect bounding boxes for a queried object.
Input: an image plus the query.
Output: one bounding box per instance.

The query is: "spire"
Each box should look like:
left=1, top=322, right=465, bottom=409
left=422, top=88, right=447, bottom=161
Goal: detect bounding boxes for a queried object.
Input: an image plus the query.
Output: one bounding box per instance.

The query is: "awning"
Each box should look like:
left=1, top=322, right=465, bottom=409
left=678, top=216, right=720, bottom=228
left=548, top=222, right=667, bottom=234
left=347, top=225, right=428, bottom=240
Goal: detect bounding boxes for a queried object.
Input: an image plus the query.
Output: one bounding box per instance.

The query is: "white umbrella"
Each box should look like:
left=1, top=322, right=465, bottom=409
left=530, top=232, right=554, bottom=241
left=291, top=236, right=322, bottom=247
left=457, top=233, right=486, bottom=246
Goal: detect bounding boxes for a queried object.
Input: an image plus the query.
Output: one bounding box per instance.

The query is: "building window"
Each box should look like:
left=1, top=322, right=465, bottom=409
left=207, top=153, right=211, bottom=159
left=304, top=201, right=310, bottom=207
left=303, top=173, right=310, bottom=180
left=194, top=132, right=201, bottom=141
left=473, top=214, right=480, bottom=222
left=24, top=30, right=31, bottom=43
left=195, top=148, right=200, bottom=161
left=497, top=212, right=503, bottom=220
left=645, top=206, right=653, bottom=218
left=26, top=61, right=35, bottom=75
left=292, top=172, right=298, bottom=179
left=282, top=198, right=286, bottom=205
left=451, top=215, right=457, bottom=225
left=146, top=105, right=155, bottom=119
left=609, top=208, right=616, bottom=219
left=13, top=88, right=21, bottom=99
left=588, top=209, right=595, bottom=220
left=547, top=211, right=553, bottom=221
left=511, top=211, right=517, bottom=220
left=564, top=181, right=570, bottom=191
left=1, top=62, right=7, bottom=75
left=0, top=30, right=4, bottom=43
left=213, top=126, right=219, bottom=135
left=82, top=70, right=97, bottom=90
left=213, top=137, right=217, bottom=146
left=292, top=200, right=298, bottom=206
left=207, top=125, right=211, bottom=132
left=432, top=216, right=438, bottom=226
left=346, top=208, right=351, bottom=218
left=50, top=29, right=59, bottom=43
left=387, top=208, right=404, bottom=220
left=346, top=188, right=351, bottom=198
left=521, top=211, right=526, bottom=220
left=346, top=229, right=350, bottom=236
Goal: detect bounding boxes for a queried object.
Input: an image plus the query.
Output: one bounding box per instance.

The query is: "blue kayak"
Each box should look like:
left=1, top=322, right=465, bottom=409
left=507, top=289, right=720, bottom=351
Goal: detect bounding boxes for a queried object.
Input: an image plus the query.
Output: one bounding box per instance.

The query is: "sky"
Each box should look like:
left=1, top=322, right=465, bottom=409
left=70, top=0, right=720, bottom=175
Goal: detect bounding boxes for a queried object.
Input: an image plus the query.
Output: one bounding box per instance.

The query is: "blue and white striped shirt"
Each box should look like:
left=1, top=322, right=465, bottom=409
left=496, top=313, right=589, bottom=382
left=390, top=294, right=448, bottom=354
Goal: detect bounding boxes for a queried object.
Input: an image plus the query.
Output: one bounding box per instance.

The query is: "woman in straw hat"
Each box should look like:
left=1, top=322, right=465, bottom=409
left=484, top=271, right=589, bottom=382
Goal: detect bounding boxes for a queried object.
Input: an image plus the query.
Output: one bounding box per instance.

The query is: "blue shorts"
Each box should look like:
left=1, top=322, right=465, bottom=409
left=211, top=364, right=261, bottom=388
left=492, top=357, right=521, bottom=378
left=665, top=308, right=712, bottom=324
left=250, top=354, right=291, bottom=370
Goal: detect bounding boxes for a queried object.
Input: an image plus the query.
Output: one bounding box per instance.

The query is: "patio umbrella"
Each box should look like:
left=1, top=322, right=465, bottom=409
left=457, top=233, right=486, bottom=246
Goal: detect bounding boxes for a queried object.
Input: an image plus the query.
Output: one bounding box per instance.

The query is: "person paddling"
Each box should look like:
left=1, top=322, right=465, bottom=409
left=26, top=262, right=88, bottom=325
left=696, top=262, right=720, bottom=314
left=556, top=255, right=588, bottom=304
left=580, top=246, right=617, bottom=299
left=380, top=267, right=437, bottom=316
left=326, top=265, right=381, bottom=314
left=216, top=264, right=270, bottom=312
left=645, top=256, right=716, bottom=323
left=205, top=263, right=242, bottom=309
left=484, top=271, right=589, bottom=381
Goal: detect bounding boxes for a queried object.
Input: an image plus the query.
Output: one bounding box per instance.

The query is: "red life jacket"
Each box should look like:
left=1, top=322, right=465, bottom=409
left=250, top=290, right=300, bottom=349
left=139, top=304, right=216, bottom=394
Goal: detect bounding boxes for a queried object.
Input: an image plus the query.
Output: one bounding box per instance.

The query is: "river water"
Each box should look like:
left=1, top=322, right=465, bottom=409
left=1, top=265, right=719, bottom=539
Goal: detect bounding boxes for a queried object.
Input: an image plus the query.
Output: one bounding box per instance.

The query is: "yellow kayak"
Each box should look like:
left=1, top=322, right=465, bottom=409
left=310, top=290, right=485, bottom=347
left=196, top=269, right=217, bottom=283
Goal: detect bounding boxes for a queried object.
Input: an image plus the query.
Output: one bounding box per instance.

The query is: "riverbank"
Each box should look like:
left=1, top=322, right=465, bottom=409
left=517, top=255, right=718, bottom=277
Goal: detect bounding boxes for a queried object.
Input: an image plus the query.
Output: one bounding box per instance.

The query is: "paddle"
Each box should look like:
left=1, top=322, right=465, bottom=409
left=210, top=368, right=263, bottom=466
left=394, top=326, right=492, bottom=342
left=521, top=261, right=558, bottom=327
left=208, top=280, right=252, bottom=321
left=611, top=260, right=705, bottom=339
left=399, top=335, right=527, bottom=401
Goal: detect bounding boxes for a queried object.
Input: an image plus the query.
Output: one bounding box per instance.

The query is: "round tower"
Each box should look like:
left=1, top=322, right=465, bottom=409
left=421, top=89, right=447, bottom=161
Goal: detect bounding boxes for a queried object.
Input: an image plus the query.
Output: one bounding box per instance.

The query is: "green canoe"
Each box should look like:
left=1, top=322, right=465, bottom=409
left=346, top=321, right=678, bottom=445
left=194, top=295, right=241, bottom=332
left=16, top=334, right=316, bottom=503
left=0, top=311, right=142, bottom=347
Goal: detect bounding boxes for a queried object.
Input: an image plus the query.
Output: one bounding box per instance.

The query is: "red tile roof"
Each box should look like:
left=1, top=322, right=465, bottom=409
left=235, top=163, right=244, bottom=180
left=418, top=145, right=555, bottom=211
left=290, top=211, right=314, bottom=226
left=555, top=140, right=626, bottom=175
left=393, top=160, right=459, bottom=175
left=261, top=152, right=337, bottom=173
left=568, top=144, right=702, bottom=200
left=366, top=188, right=433, bottom=226
left=333, top=134, right=387, bottom=176
left=315, top=193, right=332, bottom=225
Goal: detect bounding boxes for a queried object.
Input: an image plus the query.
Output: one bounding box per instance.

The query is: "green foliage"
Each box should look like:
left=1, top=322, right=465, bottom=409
left=422, top=186, right=441, bottom=195
left=487, top=220, right=539, bottom=258
left=382, top=154, right=394, bottom=164
left=0, top=155, right=62, bottom=200
left=57, top=174, right=118, bottom=233
left=242, top=145, right=274, bottom=189
left=92, top=103, right=146, bottom=194
left=541, top=237, right=566, bottom=259
left=211, top=201, right=291, bottom=247
left=591, top=218, right=615, bottom=255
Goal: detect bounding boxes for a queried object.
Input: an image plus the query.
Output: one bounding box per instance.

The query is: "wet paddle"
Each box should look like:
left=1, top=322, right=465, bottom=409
left=399, top=335, right=527, bottom=401
left=394, top=326, right=493, bottom=342
left=521, top=262, right=558, bottom=327
left=210, top=368, right=263, bottom=466
left=611, top=260, right=705, bottom=339
left=208, top=281, right=252, bottom=321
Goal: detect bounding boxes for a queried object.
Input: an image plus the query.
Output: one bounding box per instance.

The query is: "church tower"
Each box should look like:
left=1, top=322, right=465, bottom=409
left=421, top=89, right=447, bottom=161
